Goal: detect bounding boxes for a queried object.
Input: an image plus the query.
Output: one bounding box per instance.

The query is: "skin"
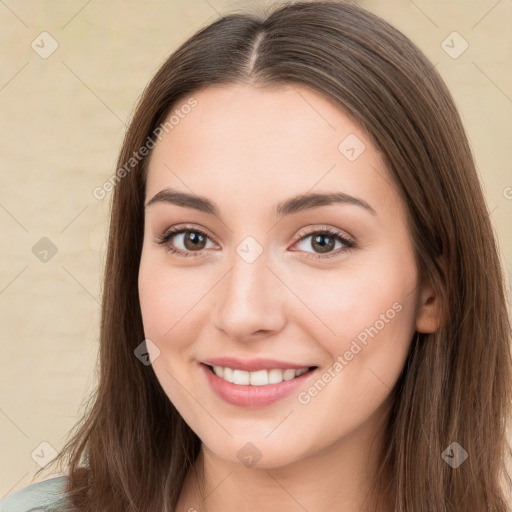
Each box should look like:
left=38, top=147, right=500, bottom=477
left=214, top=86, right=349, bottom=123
left=138, top=83, right=441, bottom=512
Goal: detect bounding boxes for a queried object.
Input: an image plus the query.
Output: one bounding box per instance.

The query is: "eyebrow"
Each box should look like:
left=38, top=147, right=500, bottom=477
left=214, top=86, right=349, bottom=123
left=144, top=188, right=376, bottom=217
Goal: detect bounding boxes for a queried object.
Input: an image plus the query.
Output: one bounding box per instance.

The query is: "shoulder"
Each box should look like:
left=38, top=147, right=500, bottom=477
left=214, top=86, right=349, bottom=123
left=0, top=475, right=68, bottom=512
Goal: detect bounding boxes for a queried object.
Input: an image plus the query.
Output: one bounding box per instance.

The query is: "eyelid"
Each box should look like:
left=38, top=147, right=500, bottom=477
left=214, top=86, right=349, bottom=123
left=155, top=223, right=218, bottom=255
left=155, top=223, right=355, bottom=259
left=294, top=224, right=355, bottom=246
left=289, top=225, right=355, bottom=260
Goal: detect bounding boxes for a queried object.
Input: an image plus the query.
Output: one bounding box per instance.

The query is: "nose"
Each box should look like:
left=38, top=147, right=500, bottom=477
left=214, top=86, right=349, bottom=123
left=211, top=247, right=286, bottom=342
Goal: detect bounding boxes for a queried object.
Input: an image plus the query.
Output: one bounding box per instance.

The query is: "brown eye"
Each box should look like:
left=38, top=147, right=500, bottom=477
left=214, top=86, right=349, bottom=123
left=293, top=228, right=355, bottom=260
left=155, top=226, right=216, bottom=257
left=182, top=231, right=207, bottom=251
left=310, top=233, right=337, bottom=253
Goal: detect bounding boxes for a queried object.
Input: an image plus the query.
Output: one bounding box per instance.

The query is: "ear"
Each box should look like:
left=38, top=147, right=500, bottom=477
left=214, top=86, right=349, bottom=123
left=415, top=280, right=442, bottom=333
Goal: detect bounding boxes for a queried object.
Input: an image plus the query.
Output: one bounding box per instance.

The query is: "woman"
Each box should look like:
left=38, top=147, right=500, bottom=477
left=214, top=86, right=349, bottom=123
left=2, top=1, right=511, bottom=511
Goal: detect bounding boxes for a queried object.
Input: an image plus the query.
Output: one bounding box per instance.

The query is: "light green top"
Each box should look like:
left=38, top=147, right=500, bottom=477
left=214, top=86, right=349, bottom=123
left=0, top=476, right=68, bottom=512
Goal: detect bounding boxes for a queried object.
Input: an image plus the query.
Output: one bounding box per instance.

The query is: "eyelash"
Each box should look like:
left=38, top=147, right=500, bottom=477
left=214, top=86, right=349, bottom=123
left=155, top=224, right=355, bottom=260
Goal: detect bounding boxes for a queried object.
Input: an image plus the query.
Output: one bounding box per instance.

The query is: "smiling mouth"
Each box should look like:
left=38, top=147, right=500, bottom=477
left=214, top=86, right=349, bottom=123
left=203, top=363, right=317, bottom=386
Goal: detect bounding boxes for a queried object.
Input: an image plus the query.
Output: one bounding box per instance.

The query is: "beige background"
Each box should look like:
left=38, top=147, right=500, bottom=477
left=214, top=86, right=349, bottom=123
left=1, top=0, right=511, bottom=498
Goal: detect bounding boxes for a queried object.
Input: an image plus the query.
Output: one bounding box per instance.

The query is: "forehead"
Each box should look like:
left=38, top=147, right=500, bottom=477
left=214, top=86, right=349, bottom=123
left=145, top=83, right=399, bottom=220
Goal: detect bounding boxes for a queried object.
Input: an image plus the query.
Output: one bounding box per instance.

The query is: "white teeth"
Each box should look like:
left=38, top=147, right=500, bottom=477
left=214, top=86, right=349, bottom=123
left=268, top=369, right=284, bottom=384
left=223, top=367, right=234, bottom=383
left=211, top=365, right=311, bottom=386
left=233, top=369, right=250, bottom=385
left=283, top=369, right=296, bottom=381
left=213, top=365, right=224, bottom=378
left=249, top=369, right=268, bottom=386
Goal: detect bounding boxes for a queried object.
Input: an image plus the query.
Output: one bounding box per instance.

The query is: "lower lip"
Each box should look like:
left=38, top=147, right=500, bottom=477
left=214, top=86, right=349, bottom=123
left=200, top=363, right=316, bottom=408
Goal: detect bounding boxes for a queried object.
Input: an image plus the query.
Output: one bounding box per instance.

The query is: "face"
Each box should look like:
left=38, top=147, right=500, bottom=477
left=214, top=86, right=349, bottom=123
left=138, top=83, right=438, bottom=468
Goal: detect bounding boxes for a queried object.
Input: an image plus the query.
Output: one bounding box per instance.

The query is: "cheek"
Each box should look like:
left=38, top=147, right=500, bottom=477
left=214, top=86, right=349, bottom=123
left=295, top=262, right=415, bottom=334
left=138, top=251, right=166, bottom=339
left=138, top=252, right=207, bottom=419
left=138, top=249, right=211, bottom=354
left=286, top=262, right=416, bottom=442
left=288, top=247, right=418, bottom=375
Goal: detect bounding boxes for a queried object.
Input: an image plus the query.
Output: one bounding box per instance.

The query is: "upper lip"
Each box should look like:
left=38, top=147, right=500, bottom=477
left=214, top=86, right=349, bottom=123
left=201, top=357, right=316, bottom=372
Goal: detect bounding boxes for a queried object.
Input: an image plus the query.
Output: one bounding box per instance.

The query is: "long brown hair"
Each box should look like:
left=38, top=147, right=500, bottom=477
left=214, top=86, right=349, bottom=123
left=40, top=1, right=512, bottom=510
